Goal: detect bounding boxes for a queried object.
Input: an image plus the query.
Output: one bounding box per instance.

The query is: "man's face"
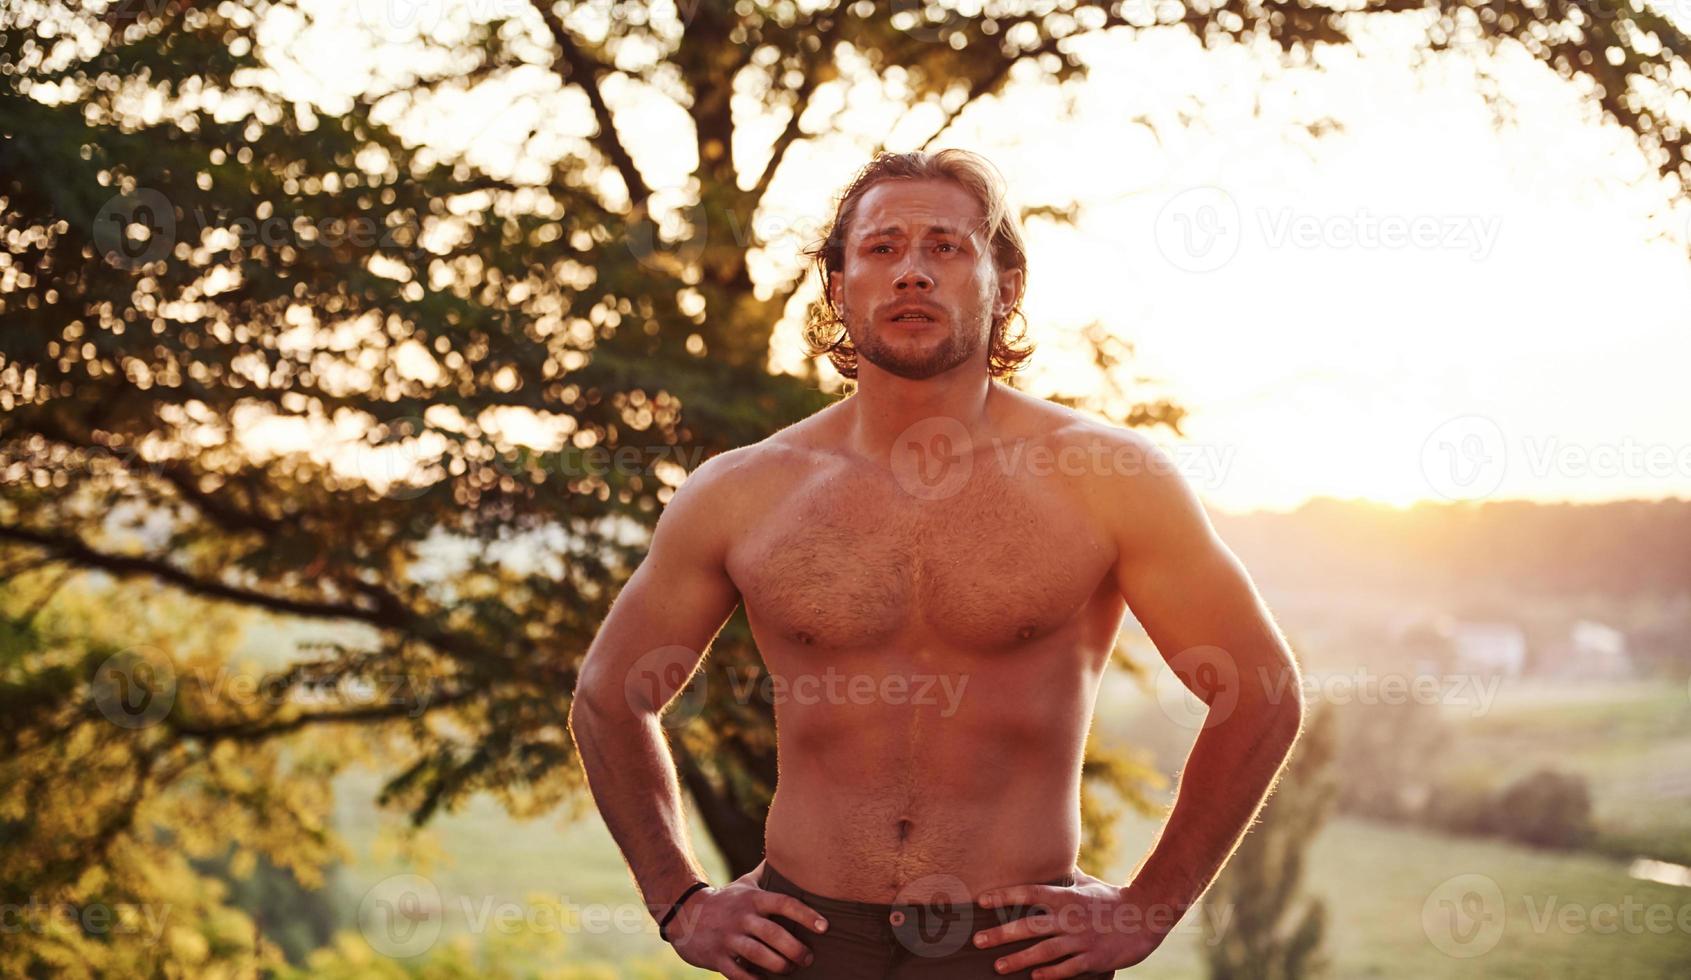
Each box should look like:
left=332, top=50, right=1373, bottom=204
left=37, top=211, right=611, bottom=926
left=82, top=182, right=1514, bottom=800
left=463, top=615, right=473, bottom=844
left=828, top=178, right=1021, bottom=381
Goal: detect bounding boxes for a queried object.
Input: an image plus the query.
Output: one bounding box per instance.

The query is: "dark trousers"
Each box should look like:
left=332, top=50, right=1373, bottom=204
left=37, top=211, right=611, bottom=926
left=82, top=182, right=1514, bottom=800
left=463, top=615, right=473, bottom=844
left=751, top=860, right=1117, bottom=979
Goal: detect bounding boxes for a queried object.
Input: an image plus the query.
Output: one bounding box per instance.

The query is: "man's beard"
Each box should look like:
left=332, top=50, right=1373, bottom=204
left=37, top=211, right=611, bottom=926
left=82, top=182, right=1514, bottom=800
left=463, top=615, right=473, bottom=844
left=848, top=308, right=988, bottom=381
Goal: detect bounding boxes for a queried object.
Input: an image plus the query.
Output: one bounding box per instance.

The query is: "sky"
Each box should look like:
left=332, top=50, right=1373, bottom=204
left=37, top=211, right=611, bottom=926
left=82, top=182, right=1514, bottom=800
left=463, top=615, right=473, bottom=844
left=1002, top=21, right=1691, bottom=515
left=258, top=0, right=1691, bottom=515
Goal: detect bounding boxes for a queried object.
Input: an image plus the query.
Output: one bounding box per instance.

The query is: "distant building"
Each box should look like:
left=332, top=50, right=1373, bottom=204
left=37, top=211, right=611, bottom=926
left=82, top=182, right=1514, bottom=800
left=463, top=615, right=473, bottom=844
left=1450, top=621, right=1527, bottom=677
left=1391, top=612, right=1633, bottom=680
left=1540, top=619, right=1634, bottom=679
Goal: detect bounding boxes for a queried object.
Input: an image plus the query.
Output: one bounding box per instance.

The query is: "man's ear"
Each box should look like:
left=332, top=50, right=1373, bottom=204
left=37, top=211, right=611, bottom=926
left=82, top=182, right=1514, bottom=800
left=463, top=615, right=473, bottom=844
left=995, top=265, right=1025, bottom=321
left=827, top=270, right=842, bottom=313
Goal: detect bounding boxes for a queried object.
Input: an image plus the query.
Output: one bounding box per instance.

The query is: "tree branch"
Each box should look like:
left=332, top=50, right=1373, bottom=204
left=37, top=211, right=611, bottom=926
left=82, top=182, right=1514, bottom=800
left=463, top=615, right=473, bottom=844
left=0, top=554, right=60, bottom=585
left=877, top=4, right=1140, bottom=156
left=169, top=684, right=479, bottom=743
left=0, top=523, right=381, bottom=623
left=529, top=0, right=650, bottom=207
left=748, top=16, right=846, bottom=207
left=914, top=57, right=1018, bottom=153
left=19, top=566, right=77, bottom=627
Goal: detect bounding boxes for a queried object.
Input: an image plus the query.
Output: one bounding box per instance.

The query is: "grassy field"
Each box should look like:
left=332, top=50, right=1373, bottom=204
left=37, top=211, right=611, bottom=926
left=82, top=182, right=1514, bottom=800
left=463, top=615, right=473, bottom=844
left=319, top=673, right=1691, bottom=978
left=250, top=610, right=1691, bottom=976
left=1437, top=678, right=1691, bottom=865
left=323, top=780, right=1691, bottom=978
left=326, top=767, right=719, bottom=971
left=1119, top=817, right=1691, bottom=979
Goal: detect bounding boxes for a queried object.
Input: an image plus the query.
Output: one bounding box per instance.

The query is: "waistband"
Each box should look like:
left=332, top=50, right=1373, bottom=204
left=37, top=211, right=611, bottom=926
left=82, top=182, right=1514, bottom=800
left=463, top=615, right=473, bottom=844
left=758, top=859, right=1076, bottom=918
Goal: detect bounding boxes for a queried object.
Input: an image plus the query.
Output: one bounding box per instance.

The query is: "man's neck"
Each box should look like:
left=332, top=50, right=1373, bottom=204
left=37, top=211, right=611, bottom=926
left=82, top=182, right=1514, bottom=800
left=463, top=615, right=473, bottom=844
left=844, top=365, right=999, bottom=465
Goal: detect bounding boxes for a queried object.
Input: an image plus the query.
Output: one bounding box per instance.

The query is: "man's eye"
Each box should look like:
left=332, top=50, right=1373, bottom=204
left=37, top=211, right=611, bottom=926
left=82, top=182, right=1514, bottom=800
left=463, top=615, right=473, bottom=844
left=935, top=242, right=957, bottom=253
left=871, top=244, right=893, bottom=254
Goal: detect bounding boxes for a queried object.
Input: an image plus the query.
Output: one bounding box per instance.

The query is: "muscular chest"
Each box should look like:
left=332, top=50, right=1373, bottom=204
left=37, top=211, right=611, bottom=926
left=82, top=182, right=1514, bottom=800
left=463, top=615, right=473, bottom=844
left=730, top=461, right=1114, bottom=652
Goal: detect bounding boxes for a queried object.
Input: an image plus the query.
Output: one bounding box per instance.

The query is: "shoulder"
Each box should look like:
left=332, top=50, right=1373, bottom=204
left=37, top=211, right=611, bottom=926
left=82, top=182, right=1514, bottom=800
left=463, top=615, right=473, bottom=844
left=995, top=388, right=1175, bottom=485
left=1044, top=415, right=1217, bottom=554
left=667, top=407, right=842, bottom=522
left=642, top=442, right=778, bottom=573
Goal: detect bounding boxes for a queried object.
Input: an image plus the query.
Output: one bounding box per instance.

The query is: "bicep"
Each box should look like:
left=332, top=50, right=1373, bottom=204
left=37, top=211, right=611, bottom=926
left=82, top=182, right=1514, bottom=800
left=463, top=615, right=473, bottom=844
left=574, top=454, right=745, bottom=719
left=1108, top=438, right=1295, bottom=710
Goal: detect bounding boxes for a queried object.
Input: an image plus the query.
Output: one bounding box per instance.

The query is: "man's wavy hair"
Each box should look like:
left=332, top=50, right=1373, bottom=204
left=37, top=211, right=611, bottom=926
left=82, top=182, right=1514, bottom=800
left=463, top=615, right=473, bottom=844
left=800, top=149, right=1035, bottom=381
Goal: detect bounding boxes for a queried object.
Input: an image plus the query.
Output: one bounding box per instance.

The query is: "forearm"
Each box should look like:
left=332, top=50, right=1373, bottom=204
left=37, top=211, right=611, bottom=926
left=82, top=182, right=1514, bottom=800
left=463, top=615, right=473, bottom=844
left=1124, top=697, right=1304, bottom=930
left=569, top=694, right=711, bottom=920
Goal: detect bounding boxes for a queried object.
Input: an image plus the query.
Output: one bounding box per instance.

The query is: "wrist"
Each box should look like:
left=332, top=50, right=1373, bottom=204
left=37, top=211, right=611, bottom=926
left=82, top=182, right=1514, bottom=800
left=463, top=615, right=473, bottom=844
left=1117, top=881, right=1190, bottom=940
left=645, top=875, right=706, bottom=920
left=656, top=879, right=711, bottom=943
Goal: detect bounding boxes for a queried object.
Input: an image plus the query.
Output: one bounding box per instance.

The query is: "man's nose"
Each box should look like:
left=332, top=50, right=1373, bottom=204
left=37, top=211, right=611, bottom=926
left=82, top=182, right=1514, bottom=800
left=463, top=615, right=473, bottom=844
left=894, top=262, right=933, bottom=290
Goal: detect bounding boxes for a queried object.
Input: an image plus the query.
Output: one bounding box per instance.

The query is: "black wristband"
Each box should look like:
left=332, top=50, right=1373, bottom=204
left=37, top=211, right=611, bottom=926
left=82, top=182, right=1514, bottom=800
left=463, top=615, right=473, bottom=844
left=657, top=881, right=710, bottom=942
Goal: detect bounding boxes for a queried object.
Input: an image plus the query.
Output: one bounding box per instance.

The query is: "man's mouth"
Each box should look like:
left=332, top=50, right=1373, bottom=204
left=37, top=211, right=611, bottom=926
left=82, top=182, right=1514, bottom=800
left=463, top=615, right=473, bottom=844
left=889, top=311, right=938, bottom=323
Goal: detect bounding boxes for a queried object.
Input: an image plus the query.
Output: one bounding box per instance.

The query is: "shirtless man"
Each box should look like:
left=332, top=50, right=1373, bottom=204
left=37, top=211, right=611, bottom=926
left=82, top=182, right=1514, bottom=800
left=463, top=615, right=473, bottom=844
left=568, top=149, right=1306, bottom=979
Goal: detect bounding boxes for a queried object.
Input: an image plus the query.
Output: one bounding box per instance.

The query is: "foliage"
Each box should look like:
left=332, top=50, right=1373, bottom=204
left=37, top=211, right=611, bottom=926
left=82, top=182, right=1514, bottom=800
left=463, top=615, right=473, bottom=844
left=1336, top=690, right=1598, bottom=853
left=1422, top=771, right=1501, bottom=838
left=278, top=930, right=637, bottom=980
left=1080, top=728, right=1171, bottom=873
left=1332, top=696, right=1450, bottom=822
left=2, top=0, right=1199, bottom=888
left=1494, top=767, right=1597, bottom=850
left=0, top=569, right=338, bottom=976
left=190, top=843, right=342, bottom=964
